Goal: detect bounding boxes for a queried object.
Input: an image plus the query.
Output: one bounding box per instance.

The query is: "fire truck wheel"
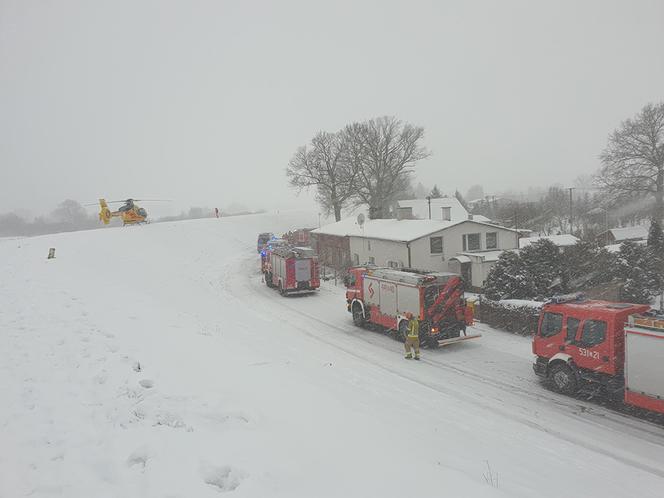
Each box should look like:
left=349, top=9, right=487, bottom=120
left=352, top=304, right=365, bottom=327
left=265, top=273, right=273, bottom=288
left=548, top=363, right=578, bottom=395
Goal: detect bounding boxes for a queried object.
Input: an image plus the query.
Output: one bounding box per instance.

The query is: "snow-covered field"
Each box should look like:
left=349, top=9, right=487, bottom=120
left=1, top=212, right=664, bottom=498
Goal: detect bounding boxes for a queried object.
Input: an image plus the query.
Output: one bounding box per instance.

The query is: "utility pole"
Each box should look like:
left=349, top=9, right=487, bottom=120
left=514, top=207, right=519, bottom=248
left=568, top=187, right=574, bottom=234
left=426, top=196, right=432, bottom=219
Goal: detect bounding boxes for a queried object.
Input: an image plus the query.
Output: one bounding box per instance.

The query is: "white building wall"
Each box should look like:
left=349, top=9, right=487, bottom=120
left=350, top=221, right=519, bottom=288
left=408, top=221, right=519, bottom=268
left=349, top=221, right=518, bottom=275
left=349, top=237, right=409, bottom=268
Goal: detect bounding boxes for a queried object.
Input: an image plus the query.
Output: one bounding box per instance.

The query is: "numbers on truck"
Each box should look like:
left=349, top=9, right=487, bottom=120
left=578, top=348, right=599, bottom=360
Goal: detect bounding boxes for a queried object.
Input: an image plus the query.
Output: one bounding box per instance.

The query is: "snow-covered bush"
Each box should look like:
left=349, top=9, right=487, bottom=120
left=615, top=241, right=663, bottom=304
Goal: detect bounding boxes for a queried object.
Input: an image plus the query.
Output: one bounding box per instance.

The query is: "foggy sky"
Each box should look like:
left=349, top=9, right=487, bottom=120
left=2, top=0, right=663, bottom=218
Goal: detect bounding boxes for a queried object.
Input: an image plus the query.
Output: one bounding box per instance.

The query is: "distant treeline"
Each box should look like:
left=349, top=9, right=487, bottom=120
left=0, top=200, right=265, bottom=237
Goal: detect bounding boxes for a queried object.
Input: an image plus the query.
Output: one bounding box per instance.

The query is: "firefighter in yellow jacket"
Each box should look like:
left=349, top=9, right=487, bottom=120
left=404, top=312, right=420, bottom=360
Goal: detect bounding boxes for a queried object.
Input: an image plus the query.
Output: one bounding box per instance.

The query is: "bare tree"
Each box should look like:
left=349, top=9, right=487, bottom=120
left=287, top=131, right=356, bottom=221
left=343, top=116, right=430, bottom=219
left=51, top=199, right=89, bottom=225
left=465, top=184, right=485, bottom=202
left=598, top=102, right=664, bottom=223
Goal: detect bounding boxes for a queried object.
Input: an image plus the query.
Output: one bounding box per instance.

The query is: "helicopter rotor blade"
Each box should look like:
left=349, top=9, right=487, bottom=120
left=83, top=198, right=173, bottom=206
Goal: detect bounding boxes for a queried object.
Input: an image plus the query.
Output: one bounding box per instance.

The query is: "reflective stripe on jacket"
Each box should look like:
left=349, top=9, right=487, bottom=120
left=407, top=319, right=419, bottom=338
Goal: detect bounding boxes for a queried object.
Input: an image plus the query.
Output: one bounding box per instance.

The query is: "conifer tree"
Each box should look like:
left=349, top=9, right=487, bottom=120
left=484, top=251, right=532, bottom=300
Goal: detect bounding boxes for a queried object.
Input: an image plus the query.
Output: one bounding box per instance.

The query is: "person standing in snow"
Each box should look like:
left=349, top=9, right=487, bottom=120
left=214, top=207, right=219, bottom=218
left=404, top=313, right=420, bottom=360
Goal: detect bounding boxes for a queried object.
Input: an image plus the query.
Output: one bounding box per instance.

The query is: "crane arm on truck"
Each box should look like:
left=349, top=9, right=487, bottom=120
left=427, top=276, right=464, bottom=324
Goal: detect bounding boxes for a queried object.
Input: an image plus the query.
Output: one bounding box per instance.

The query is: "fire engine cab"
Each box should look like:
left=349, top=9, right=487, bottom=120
left=344, top=266, right=479, bottom=348
left=264, top=246, right=319, bottom=296
left=533, top=295, right=664, bottom=415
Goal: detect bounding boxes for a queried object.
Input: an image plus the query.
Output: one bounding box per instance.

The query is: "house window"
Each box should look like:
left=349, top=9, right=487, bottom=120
left=353, top=253, right=359, bottom=265
left=430, top=236, right=443, bottom=254
left=441, top=206, right=451, bottom=221
left=463, top=233, right=481, bottom=251
left=387, top=260, right=400, bottom=268
left=486, top=232, right=497, bottom=249
left=368, top=256, right=375, bottom=265
left=367, top=240, right=371, bottom=251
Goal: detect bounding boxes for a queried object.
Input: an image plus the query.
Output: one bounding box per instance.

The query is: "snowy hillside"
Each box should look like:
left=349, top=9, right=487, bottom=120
left=1, top=212, right=663, bottom=498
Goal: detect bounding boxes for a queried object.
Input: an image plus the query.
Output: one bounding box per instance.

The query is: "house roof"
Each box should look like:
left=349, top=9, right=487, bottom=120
left=519, top=234, right=579, bottom=248
left=605, top=240, right=647, bottom=253
left=397, top=197, right=468, bottom=222
left=456, top=250, right=508, bottom=262
left=608, top=225, right=649, bottom=242
left=313, top=217, right=519, bottom=243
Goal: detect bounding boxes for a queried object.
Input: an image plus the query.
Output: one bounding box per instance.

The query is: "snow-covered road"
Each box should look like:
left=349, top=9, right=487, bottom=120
left=1, top=212, right=663, bottom=497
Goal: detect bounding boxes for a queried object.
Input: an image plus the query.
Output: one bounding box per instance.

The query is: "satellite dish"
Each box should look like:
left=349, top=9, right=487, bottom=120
left=357, top=213, right=365, bottom=226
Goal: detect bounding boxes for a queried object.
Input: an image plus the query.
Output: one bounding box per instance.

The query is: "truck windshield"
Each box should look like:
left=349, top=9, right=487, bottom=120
left=541, top=312, right=563, bottom=338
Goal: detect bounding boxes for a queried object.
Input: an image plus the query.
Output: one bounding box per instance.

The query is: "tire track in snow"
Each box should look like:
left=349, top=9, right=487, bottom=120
left=250, top=270, right=664, bottom=441
left=223, top=257, right=664, bottom=480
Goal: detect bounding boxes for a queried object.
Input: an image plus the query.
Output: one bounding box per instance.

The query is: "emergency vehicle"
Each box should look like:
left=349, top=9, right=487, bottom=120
left=260, top=238, right=287, bottom=274
left=264, top=246, right=320, bottom=296
left=533, top=295, right=664, bottom=415
left=257, top=232, right=274, bottom=253
left=344, top=267, right=480, bottom=347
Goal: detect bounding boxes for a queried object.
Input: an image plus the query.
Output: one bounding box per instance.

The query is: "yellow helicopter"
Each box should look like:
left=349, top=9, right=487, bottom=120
left=94, top=198, right=168, bottom=226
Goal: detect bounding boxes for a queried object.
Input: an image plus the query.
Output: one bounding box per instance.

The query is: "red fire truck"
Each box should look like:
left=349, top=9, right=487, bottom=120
left=344, top=267, right=480, bottom=347
left=260, top=238, right=287, bottom=274
left=533, top=295, right=664, bottom=414
left=282, top=228, right=313, bottom=247
left=264, top=246, right=320, bottom=295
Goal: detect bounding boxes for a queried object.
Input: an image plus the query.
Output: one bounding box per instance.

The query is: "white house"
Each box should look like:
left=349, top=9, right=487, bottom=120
left=597, top=225, right=649, bottom=246
left=346, top=218, right=520, bottom=289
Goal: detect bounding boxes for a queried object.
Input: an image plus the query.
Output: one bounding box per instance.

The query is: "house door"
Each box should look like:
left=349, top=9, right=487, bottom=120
left=461, top=262, right=472, bottom=286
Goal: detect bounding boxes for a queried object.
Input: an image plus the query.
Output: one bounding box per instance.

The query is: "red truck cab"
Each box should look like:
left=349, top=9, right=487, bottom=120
left=344, top=267, right=366, bottom=312
left=532, top=296, right=650, bottom=395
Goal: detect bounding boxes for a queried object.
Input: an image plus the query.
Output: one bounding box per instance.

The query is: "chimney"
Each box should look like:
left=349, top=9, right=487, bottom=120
left=441, top=206, right=451, bottom=221
left=397, top=207, right=413, bottom=220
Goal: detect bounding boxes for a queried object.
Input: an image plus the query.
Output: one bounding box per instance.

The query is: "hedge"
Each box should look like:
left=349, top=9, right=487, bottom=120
left=475, top=298, right=541, bottom=336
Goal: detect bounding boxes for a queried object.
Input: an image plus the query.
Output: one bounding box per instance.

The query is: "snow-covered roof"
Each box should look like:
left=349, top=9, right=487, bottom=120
left=312, top=218, right=518, bottom=243
left=519, top=234, right=579, bottom=248
left=605, top=240, right=647, bottom=253
left=456, top=250, right=508, bottom=262
left=327, top=219, right=456, bottom=241
left=397, top=197, right=468, bottom=222
left=498, top=299, right=544, bottom=309
left=608, top=225, right=649, bottom=242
